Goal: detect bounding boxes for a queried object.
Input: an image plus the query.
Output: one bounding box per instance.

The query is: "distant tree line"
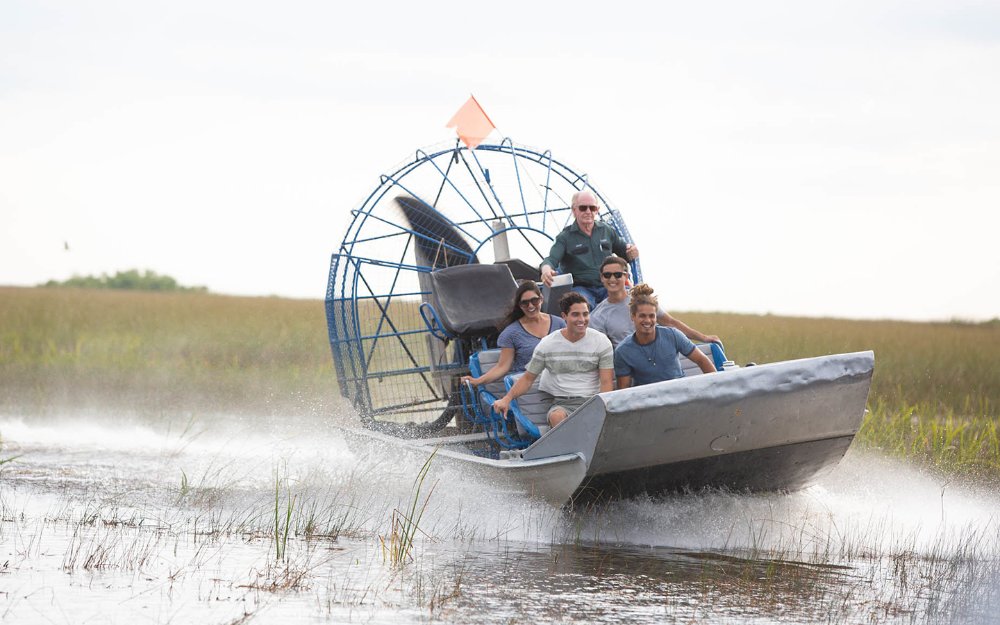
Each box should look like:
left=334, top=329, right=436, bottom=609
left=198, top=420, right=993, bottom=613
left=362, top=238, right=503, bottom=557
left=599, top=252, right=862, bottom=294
left=42, top=269, right=208, bottom=292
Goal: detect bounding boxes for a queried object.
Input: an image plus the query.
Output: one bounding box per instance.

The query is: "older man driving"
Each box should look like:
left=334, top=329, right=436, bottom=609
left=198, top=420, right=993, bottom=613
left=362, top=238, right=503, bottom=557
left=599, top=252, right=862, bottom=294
left=539, top=190, right=638, bottom=308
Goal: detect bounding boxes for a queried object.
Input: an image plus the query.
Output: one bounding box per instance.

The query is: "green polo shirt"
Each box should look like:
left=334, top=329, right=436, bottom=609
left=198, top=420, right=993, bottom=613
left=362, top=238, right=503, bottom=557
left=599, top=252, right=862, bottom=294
left=541, top=221, right=628, bottom=287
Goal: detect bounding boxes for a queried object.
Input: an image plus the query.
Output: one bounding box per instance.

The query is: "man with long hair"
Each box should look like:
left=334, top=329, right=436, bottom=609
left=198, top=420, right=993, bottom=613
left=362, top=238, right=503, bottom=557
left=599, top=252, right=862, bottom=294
left=614, top=283, right=716, bottom=388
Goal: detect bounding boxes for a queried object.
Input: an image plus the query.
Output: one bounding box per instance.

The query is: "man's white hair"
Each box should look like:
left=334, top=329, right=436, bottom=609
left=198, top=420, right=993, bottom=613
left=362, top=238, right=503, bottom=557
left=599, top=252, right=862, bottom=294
left=570, top=189, right=599, bottom=208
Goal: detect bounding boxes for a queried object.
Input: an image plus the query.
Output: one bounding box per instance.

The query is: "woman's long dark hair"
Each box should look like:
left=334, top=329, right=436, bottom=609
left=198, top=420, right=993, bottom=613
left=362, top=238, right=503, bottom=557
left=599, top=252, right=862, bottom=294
left=499, top=280, right=543, bottom=329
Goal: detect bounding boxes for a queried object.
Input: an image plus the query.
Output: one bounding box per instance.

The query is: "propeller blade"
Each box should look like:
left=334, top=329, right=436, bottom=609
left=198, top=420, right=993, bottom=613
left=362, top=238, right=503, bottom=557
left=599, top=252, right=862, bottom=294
left=394, top=195, right=479, bottom=268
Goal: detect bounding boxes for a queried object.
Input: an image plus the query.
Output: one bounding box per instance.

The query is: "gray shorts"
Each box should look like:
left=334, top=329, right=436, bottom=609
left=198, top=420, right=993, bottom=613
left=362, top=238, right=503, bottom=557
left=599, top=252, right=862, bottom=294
left=540, top=392, right=589, bottom=421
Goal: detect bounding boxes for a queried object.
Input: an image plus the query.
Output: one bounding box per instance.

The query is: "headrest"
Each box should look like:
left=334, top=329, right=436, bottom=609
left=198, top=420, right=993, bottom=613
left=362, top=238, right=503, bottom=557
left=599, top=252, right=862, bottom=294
left=428, top=264, right=518, bottom=337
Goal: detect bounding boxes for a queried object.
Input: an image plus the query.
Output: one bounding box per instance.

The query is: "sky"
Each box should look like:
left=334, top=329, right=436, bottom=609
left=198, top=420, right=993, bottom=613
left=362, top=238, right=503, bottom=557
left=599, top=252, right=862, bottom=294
left=2, top=0, right=998, bottom=322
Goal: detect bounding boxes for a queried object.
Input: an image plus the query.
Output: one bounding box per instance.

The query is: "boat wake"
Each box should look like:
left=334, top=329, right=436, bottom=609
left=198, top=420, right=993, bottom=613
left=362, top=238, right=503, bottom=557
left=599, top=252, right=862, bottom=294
left=567, top=449, right=1000, bottom=559
left=4, top=412, right=997, bottom=563
left=4, top=411, right=1000, bottom=625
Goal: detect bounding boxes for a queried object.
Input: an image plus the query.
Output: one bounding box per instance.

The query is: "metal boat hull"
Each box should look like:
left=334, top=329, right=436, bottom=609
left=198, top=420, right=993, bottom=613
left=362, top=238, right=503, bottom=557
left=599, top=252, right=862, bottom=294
left=571, top=435, right=856, bottom=503
left=345, top=351, right=874, bottom=507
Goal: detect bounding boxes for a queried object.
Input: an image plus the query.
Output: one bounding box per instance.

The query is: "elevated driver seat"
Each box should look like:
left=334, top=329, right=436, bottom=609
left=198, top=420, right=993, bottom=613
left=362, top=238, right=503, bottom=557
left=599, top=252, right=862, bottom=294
left=425, top=264, right=519, bottom=339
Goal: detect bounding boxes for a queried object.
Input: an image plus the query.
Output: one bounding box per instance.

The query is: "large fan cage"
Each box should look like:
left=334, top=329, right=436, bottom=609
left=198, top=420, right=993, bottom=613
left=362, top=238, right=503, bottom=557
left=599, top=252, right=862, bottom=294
left=325, top=139, right=641, bottom=432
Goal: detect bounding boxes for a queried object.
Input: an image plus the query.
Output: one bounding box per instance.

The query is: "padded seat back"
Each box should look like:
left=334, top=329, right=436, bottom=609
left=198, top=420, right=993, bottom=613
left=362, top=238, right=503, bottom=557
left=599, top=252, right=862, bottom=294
left=466, top=348, right=531, bottom=450
left=506, top=372, right=552, bottom=439
left=495, top=259, right=541, bottom=282
left=470, top=349, right=508, bottom=399
left=428, top=265, right=518, bottom=337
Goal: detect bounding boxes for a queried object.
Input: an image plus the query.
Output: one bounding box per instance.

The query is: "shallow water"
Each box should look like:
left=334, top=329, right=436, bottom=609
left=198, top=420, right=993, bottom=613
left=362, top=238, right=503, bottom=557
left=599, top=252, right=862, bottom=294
left=2, top=411, right=999, bottom=624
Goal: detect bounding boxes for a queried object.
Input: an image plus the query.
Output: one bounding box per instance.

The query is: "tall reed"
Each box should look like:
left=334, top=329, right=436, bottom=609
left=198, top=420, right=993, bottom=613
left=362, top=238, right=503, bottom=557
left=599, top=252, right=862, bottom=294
left=274, top=470, right=296, bottom=561
left=381, top=450, right=438, bottom=567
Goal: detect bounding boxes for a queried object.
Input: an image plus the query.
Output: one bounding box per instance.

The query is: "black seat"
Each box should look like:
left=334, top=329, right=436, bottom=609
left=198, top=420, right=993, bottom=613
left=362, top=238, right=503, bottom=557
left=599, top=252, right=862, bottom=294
left=494, top=259, right=540, bottom=282
left=428, top=264, right=518, bottom=338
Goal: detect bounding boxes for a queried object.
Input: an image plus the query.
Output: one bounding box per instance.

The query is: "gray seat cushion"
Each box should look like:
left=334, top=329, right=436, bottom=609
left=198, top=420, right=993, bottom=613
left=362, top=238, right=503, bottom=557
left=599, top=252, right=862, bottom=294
left=428, top=265, right=517, bottom=337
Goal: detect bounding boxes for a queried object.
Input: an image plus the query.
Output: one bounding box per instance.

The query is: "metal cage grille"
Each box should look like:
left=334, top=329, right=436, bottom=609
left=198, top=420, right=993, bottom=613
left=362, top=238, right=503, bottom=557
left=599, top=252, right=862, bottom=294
left=325, top=140, right=641, bottom=430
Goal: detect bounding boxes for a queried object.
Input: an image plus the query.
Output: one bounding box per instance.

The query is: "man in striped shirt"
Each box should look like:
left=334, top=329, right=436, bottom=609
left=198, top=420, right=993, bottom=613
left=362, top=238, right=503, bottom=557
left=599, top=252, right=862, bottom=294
left=493, top=291, right=614, bottom=428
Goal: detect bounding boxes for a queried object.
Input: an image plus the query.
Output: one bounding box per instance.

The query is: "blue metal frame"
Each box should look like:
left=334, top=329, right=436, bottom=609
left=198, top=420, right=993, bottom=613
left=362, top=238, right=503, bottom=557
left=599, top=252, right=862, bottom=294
left=503, top=374, right=542, bottom=441
left=709, top=342, right=728, bottom=370
left=461, top=350, right=531, bottom=450
left=418, top=302, right=453, bottom=341
left=325, top=139, right=642, bottom=429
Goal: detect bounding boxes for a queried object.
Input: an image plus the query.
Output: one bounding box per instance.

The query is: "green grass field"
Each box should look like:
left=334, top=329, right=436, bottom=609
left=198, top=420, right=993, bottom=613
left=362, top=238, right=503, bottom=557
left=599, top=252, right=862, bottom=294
left=2, top=287, right=997, bottom=478
left=0, top=287, right=336, bottom=417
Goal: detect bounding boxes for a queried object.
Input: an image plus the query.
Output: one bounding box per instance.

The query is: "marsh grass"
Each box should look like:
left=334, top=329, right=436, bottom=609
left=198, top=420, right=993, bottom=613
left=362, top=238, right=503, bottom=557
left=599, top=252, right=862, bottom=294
left=859, top=400, right=1000, bottom=480
left=380, top=450, right=438, bottom=567
left=543, top=510, right=1000, bottom=623
left=2, top=472, right=468, bottom=618
left=0, top=434, right=21, bottom=468
left=274, top=469, right=296, bottom=561
left=3, top=287, right=998, bottom=476
left=0, top=286, right=335, bottom=416
left=241, top=550, right=323, bottom=593
left=62, top=523, right=166, bottom=571
left=3, top=440, right=999, bottom=624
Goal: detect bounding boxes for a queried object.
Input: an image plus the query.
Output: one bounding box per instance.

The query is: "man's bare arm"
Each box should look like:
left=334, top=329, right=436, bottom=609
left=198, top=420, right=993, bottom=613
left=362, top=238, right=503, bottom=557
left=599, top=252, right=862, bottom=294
left=687, top=347, right=717, bottom=374
left=657, top=310, right=721, bottom=345
left=599, top=368, right=615, bottom=393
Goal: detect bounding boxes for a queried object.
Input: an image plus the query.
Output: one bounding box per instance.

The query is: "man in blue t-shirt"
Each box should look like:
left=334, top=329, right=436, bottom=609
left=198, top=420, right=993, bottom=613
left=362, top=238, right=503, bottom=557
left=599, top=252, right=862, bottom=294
left=614, top=286, right=716, bottom=387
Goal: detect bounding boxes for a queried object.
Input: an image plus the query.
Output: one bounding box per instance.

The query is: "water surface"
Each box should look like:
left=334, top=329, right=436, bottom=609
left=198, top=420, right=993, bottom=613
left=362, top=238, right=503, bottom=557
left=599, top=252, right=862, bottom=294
left=2, top=411, right=998, bottom=623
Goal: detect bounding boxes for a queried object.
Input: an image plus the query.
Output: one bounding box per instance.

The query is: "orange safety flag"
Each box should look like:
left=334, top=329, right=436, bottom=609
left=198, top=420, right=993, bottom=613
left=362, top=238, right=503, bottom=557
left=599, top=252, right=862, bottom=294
left=446, top=95, right=496, bottom=149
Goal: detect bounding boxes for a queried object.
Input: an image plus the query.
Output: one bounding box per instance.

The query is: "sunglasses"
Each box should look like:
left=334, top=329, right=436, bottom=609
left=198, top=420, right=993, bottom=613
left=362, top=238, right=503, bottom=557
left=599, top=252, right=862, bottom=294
left=519, top=296, right=542, bottom=308
left=601, top=271, right=624, bottom=279
left=575, top=205, right=600, bottom=212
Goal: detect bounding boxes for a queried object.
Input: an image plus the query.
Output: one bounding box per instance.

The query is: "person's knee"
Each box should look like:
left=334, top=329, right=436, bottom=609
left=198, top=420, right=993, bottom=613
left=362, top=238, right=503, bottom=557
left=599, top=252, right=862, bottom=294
left=590, top=285, right=607, bottom=305
left=572, top=285, right=607, bottom=308
left=547, top=408, right=568, bottom=427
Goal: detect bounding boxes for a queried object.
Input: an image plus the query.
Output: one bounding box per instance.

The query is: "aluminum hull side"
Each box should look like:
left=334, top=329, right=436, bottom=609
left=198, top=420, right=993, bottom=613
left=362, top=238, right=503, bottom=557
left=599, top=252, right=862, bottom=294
left=342, top=351, right=874, bottom=506
left=571, top=435, right=855, bottom=504
left=524, top=351, right=874, bottom=494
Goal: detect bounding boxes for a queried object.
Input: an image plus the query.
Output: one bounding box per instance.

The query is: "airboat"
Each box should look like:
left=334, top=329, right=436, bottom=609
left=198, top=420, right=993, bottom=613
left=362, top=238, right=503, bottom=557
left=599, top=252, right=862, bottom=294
left=325, top=139, right=874, bottom=506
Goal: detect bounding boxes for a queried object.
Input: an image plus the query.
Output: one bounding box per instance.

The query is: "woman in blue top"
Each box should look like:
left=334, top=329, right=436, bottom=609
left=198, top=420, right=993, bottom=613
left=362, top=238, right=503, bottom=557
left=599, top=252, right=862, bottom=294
left=461, top=281, right=566, bottom=387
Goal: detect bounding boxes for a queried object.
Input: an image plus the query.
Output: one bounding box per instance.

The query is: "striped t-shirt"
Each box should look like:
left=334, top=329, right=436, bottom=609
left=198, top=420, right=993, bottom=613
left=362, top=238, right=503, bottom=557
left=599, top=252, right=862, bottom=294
left=525, top=328, right=614, bottom=397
